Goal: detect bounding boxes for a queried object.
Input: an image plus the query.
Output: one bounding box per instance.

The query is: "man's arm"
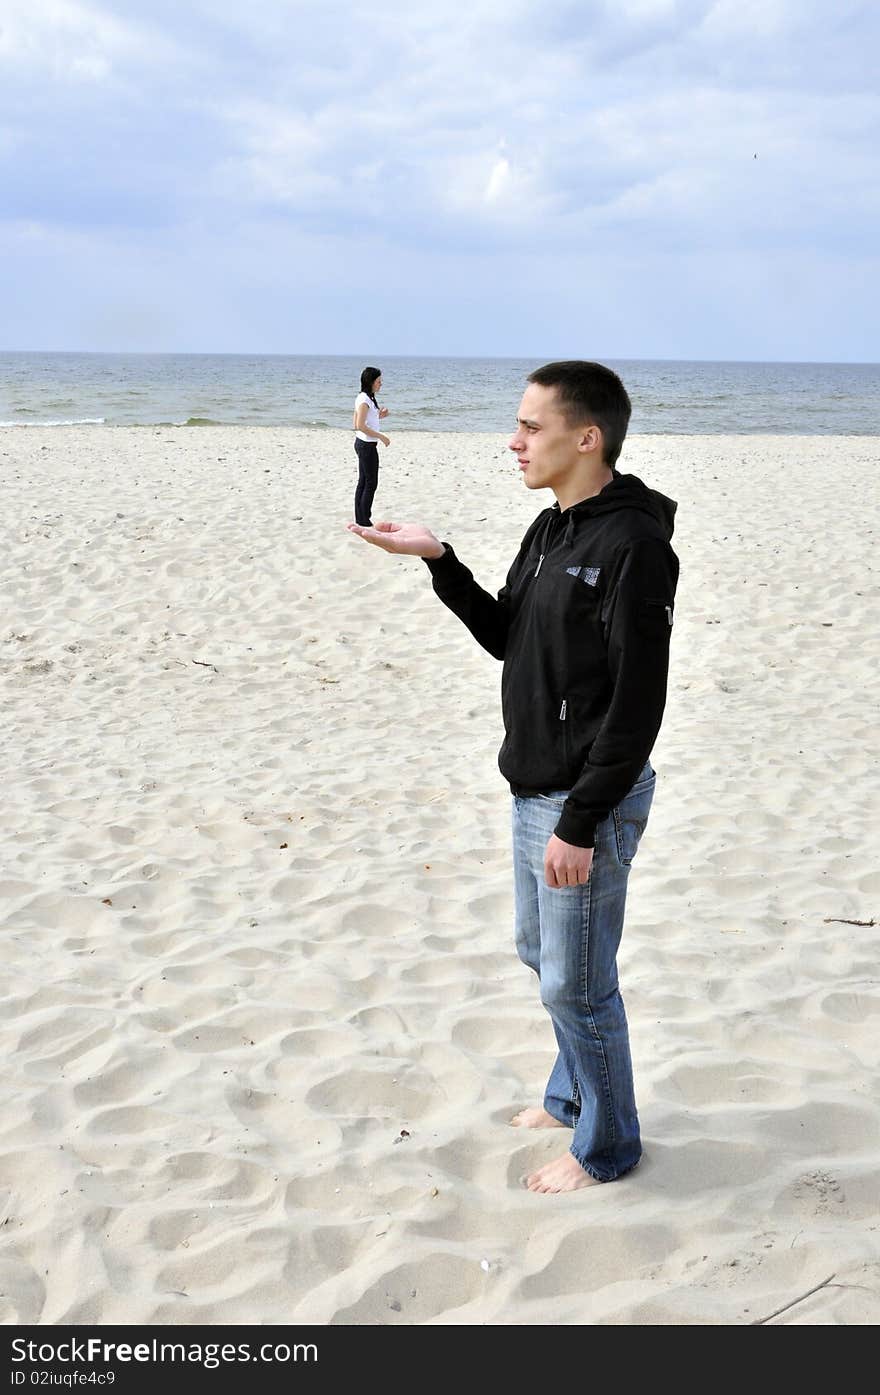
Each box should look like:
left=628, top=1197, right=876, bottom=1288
left=348, top=518, right=542, bottom=661
left=553, top=537, right=679, bottom=849
left=422, top=544, right=515, bottom=660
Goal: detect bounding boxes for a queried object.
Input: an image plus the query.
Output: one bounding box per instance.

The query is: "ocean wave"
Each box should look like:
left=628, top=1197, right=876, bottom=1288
left=181, top=416, right=223, bottom=426
left=0, top=417, right=106, bottom=427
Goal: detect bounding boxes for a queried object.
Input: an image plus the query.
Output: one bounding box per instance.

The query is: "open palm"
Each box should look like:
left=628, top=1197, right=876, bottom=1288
left=347, top=521, right=444, bottom=558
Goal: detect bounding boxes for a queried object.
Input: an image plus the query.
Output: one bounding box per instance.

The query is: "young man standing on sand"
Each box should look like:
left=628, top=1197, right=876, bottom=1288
left=348, top=361, right=678, bottom=1194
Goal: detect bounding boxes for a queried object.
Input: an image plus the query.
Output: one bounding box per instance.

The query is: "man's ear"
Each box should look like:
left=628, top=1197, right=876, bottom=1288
left=578, top=424, right=602, bottom=454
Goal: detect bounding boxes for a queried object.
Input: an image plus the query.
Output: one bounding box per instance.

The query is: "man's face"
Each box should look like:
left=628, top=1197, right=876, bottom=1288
left=508, top=382, right=595, bottom=493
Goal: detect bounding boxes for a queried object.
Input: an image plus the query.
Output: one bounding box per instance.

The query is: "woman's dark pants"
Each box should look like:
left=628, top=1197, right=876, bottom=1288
left=354, top=440, right=380, bottom=525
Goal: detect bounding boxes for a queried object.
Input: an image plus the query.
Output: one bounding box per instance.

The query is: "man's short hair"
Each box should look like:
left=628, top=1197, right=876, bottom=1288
left=527, top=360, right=632, bottom=467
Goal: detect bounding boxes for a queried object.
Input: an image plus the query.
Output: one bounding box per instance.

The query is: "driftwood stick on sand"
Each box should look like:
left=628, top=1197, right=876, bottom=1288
left=751, top=1273, right=836, bottom=1325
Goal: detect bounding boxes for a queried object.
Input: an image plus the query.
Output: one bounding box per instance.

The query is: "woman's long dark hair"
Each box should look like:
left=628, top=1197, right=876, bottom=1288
left=360, top=366, right=381, bottom=408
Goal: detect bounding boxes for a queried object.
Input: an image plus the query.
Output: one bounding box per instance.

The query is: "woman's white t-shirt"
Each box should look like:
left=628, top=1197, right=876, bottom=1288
left=354, top=392, right=381, bottom=442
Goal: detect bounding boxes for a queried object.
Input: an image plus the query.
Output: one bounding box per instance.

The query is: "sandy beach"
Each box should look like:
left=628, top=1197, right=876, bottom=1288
left=1, top=424, right=878, bottom=1326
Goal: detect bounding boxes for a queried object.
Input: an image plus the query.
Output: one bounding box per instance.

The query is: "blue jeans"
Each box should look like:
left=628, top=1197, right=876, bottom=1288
left=512, top=763, right=655, bottom=1181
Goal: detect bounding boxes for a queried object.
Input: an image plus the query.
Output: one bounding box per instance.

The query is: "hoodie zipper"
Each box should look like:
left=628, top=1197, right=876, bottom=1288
left=533, top=507, right=567, bottom=580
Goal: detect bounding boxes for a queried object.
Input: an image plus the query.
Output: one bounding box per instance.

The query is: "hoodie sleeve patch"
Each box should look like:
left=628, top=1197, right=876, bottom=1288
left=637, top=598, right=675, bottom=639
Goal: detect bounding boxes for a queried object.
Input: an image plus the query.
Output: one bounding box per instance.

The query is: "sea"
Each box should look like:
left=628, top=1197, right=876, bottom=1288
left=1, top=353, right=878, bottom=434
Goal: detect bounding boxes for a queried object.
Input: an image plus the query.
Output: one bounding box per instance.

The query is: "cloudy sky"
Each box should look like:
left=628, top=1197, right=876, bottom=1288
left=2, top=0, right=878, bottom=359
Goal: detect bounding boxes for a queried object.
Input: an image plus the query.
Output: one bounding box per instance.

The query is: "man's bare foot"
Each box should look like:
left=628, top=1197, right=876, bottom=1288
left=509, top=1107, right=566, bottom=1129
left=525, top=1152, right=601, bottom=1193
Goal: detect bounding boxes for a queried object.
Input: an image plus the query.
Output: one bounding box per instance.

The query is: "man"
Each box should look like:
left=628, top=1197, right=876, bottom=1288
left=348, top=361, right=678, bottom=1193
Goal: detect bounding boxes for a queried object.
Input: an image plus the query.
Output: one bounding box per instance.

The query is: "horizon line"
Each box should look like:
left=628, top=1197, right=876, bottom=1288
left=1, top=349, right=878, bottom=368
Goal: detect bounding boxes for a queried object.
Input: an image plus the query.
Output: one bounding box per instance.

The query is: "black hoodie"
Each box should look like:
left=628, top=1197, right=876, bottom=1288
left=424, top=470, right=679, bottom=847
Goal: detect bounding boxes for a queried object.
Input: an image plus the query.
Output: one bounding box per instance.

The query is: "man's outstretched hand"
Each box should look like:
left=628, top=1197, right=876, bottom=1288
left=347, top=521, right=445, bottom=559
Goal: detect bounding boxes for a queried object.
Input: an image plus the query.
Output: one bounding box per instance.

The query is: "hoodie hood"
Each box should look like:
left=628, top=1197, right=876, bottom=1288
left=555, top=470, right=677, bottom=547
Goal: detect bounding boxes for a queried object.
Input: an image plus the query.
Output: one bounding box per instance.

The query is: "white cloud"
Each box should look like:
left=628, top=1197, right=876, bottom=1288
left=484, top=157, right=510, bottom=203
left=700, top=0, right=797, bottom=41
left=0, top=0, right=175, bottom=83
left=215, top=102, right=339, bottom=206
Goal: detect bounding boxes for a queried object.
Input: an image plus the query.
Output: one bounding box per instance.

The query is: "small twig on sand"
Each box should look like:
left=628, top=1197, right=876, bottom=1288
left=751, top=1273, right=836, bottom=1325
left=192, top=659, right=219, bottom=674
left=823, top=917, right=875, bottom=927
